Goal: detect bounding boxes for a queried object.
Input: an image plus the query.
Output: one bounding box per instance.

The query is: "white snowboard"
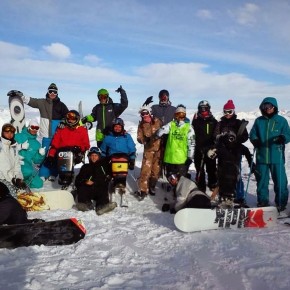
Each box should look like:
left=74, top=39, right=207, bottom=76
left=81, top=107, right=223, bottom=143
left=17, top=190, right=75, bottom=211
left=174, top=206, right=278, bottom=233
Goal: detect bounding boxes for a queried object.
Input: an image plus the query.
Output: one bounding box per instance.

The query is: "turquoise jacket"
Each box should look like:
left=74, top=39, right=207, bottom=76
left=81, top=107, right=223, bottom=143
left=250, top=97, right=290, bottom=164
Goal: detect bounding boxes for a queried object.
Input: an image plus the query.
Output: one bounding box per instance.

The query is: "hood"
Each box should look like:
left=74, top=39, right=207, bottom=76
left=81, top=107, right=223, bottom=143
left=259, top=97, right=278, bottom=111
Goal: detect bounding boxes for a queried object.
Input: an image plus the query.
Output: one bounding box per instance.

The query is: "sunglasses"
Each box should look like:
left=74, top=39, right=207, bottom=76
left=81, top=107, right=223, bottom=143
left=141, top=111, right=150, bottom=117
left=30, top=125, right=39, bottom=130
left=66, top=112, right=78, bottom=121
left=3, top=126, right=16, bottom=133
left=224, top=109, right=234, bottom=115
left=48, top=89, right=58, bottom=94
left=262, top=103, right=274, bottom=110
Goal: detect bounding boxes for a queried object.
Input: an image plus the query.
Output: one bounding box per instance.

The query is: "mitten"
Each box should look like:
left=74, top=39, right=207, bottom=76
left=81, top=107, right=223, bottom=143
left=38, top=147, right=46, bottom=156
left=274, top=135, right=286, bottom=145
left=21, top=140, right=29, bottom=150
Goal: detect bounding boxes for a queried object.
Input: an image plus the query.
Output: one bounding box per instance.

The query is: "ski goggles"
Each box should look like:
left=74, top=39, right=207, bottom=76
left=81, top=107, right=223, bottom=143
left=98, top=94, right=108, bottom=100
left=88, top=147, right=102, bottom=156
left=175, top=112, right=186, bottom=119
left=2, top=124, right=16, bottom=133
left=66, top=112, right=78, bottom=121
left=48, top=89, right=58, bottom=94
left=29, top=125, right=39, bottom=131
left=223, top=109, right=234, bottom=115
left=199, top=106, right=210, bottom=112
left=261, top=103, right=274, bottom=110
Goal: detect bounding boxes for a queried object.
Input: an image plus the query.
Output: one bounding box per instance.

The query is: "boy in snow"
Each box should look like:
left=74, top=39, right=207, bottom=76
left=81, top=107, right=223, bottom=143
left=250, top=97, right=290, bottom=211
left=191, top=100, right=218, bottom=192
left=136, top=103, right=162, bottom=200
left=100, top=117, right=136, bottom=192
left=21, top=83, right=69, bottom=181
left=14, top=119, right=46, bottom=189
left=156, top=105, right=195, bottom=189
left=75, top=147, right=117, bottom=215
left=81, top=86, right=128, bottom=147
left=209, top=100, right=249, bottom=206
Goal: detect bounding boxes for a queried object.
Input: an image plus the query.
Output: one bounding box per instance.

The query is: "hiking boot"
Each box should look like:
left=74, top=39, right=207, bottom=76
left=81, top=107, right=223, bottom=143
left=76, top=202, right=93, bottom=212
left=96, top=202, right=117, bottom=215
left=134, top=191, right=147, bottom=201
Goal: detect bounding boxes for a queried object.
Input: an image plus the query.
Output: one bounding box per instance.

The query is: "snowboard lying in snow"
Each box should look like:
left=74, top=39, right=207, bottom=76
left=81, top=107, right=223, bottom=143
left=17, top=190, right=75, bottom=211
left=174, top=206, right=278, bottom=233
left=0, top=218, right=86, bottom=249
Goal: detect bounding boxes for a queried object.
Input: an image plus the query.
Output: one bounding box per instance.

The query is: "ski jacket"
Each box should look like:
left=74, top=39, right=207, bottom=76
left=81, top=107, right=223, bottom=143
left=213, top=114, right=248, bottom=144
left=100, top=131, right=136, bottom=161
left=14, top=128, right=44, bottom=168
left=75, top=157, right=111, bottom=188
left=22, top=95, right=69, bottom=139
left=192, top=113, right=217, bottom=153
left=0, top=137, right=23, bottom=181
left=137, top=117, right=162, bottom=152
left=151, top=103, right=176, bottom=125
left=85, top=91, right=128, bottom=141
left=157, top=119, right=195, bottom=164
left=48, top=126, right=90, bottom=158
left=250, top=98, right=290, bottom=164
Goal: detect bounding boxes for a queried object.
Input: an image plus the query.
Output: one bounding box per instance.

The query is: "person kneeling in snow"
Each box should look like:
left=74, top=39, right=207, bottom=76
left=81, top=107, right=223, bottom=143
left=162, top=175, right=212, bottom=213
left=75, top=147, right=117, bottom=215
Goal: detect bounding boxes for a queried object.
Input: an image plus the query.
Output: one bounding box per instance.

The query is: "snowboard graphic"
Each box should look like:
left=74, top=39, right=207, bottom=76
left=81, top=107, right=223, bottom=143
left=8, top=90, right=26, bottom=133
left=174, top=206, right=278, bottom=232
left=17, top=190, right=75, bottom=211
left=0, top=218, right=86, bottom=249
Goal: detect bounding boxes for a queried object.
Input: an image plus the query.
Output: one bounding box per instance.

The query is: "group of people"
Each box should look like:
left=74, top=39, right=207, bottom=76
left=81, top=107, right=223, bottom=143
left=1, top=83, right=290, bottom=226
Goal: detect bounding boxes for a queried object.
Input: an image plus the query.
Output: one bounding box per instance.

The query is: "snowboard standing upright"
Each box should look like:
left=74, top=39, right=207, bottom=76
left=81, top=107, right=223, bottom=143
left=0, top=218, right=86, bottom=249
left=8, top=90, right=26, bottom=133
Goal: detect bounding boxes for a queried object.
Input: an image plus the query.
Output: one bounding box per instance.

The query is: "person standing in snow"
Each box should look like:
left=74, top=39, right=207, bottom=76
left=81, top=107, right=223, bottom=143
left=156, top=105, right=195, bottom=190
left=14, top=119, right=46, bottom=189
left=81, top=86, right=128, bottom=147
left=191, top=100, right=218, bottom=192
left=0, top=123, right=26, bottom=191
left=209, top=100, right=249, bottom=205
left=136, top=104, right=162, bottom=200
left=75, top=147, right=117, bottom=215
left=21, top=83, right=69, bottom=181
left=250, top=97, right=290, bottom=211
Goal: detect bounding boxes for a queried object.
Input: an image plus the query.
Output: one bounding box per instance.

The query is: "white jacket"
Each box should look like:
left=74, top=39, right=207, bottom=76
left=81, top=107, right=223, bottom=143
left=0, top=137, right=23, bottom=181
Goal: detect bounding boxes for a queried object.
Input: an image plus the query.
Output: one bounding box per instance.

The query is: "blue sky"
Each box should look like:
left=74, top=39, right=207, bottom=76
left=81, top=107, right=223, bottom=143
left=1, top=0, right=290, bottom=113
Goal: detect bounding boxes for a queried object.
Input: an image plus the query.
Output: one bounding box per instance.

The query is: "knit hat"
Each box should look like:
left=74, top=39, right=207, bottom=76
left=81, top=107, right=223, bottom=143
left=223, top=100, right=235, bottom=110
left=48, top=83, right=58, bottom=91
left=175, top=104, right=186, bottom=114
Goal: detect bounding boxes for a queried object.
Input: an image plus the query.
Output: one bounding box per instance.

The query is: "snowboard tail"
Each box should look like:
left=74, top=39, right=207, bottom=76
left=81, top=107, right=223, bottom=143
left=0, top=218, right=86, bottom=249
left=174, top=206, right=278, bottom=233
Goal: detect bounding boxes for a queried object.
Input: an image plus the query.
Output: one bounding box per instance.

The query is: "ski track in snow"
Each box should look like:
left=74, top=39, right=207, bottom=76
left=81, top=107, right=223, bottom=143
left=1, top=108, right=290, bottom=289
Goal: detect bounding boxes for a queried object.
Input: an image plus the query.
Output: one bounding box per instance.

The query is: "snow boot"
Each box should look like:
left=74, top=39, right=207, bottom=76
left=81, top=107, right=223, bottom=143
left=95, top=202, right=117, bottom=215
left=76, top=202, right=94, bottom=212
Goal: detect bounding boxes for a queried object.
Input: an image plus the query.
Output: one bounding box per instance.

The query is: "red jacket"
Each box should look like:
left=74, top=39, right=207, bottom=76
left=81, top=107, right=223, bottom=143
left=48, top=126, right=90, bottom=157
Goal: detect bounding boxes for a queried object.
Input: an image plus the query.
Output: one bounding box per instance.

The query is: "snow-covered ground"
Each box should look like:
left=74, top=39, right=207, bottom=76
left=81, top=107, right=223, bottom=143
left=1, top=106, right=290, bottom=290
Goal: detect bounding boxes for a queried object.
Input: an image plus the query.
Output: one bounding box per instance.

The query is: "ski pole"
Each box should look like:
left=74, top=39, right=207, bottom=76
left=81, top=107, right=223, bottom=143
left=278, top=145, right=283, bottom=212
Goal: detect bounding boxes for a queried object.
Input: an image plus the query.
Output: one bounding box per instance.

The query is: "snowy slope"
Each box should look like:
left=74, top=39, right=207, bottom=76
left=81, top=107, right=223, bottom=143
left=1, top=107, right=290, bottom=290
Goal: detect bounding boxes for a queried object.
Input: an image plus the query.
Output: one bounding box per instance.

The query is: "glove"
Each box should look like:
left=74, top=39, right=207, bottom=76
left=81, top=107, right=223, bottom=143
left=73, top=146, right=81, bottom=154
left=185, top=158, right=192, bottom=167
left=274, top=135, right=286, bottom=145
left=38, top=147, right=46, bottom=156
left=21, top=140, right=29, bottom=150
left=115, top=85, right=125, bottom=93
left=128, top=159, right=135, bottom=170
left=57, top=121, right=66, bottom=129
left=44, top=156, right=55, bottom=168
left=251, top=139, right=261, bottom=148
left=207, top=148, right=217, bottom=159
left=81, top=117, right=88, bottom=124
left=12, top=178, right=27, bottom=190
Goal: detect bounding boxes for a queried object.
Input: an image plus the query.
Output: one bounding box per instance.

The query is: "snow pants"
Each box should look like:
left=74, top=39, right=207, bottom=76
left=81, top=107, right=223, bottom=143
left=256, top=163, right=289, bottom=208
left=77, top=183, right=109, bottom=207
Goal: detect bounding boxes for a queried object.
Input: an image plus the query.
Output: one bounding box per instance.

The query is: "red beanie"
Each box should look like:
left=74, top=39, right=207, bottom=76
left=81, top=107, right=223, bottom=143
left=223, top=100, right=235, bottom=110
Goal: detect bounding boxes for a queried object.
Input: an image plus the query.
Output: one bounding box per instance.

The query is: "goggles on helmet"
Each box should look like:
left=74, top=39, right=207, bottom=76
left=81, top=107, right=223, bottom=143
left=66, top=111, right=78, bottom=121
left=48, top=89, right=58, bottom=94
left=2, top=124, right=16, bottom=133
left=88, top=146, right=102, bottom=155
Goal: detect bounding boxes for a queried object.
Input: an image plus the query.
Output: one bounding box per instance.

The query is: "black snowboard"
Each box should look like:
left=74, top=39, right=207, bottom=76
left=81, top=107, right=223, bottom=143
left=0, top=218, right=86, bottom=249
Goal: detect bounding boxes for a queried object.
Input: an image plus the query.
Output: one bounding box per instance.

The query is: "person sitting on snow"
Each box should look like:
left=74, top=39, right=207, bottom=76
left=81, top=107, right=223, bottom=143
left=75, top=147, right=117, bottom=215
left=14, top=119, right=46, bottom=189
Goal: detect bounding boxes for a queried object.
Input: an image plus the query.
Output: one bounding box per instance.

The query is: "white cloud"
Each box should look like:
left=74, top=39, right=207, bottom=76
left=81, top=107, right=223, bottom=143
left=234, top=3, right=259, bottom=26
left=0, top=41, right=31, bottom=59
left=84, top=54, right=103, bottom=65
left=196, top=9, right=213, bottom=20
left=42, top=43, right=71, bottom=60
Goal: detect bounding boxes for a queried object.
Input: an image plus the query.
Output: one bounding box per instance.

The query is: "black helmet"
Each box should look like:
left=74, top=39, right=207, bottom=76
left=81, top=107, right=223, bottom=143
left=65, top=110, right=80, bottom=128
left=112, top=117, right=124, bottom=127
left=198, top=100, right=211, bottom=110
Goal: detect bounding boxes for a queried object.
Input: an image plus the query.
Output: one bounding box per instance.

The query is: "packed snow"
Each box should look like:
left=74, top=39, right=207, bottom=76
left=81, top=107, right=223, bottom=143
left=1, top=106, right=290, bottom=290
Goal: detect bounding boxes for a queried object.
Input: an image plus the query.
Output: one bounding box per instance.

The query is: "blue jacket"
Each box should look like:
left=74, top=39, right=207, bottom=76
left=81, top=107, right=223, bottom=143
left=100, top=131, right=136, bottom=160
left=250, top=97, right=290, bottom=164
